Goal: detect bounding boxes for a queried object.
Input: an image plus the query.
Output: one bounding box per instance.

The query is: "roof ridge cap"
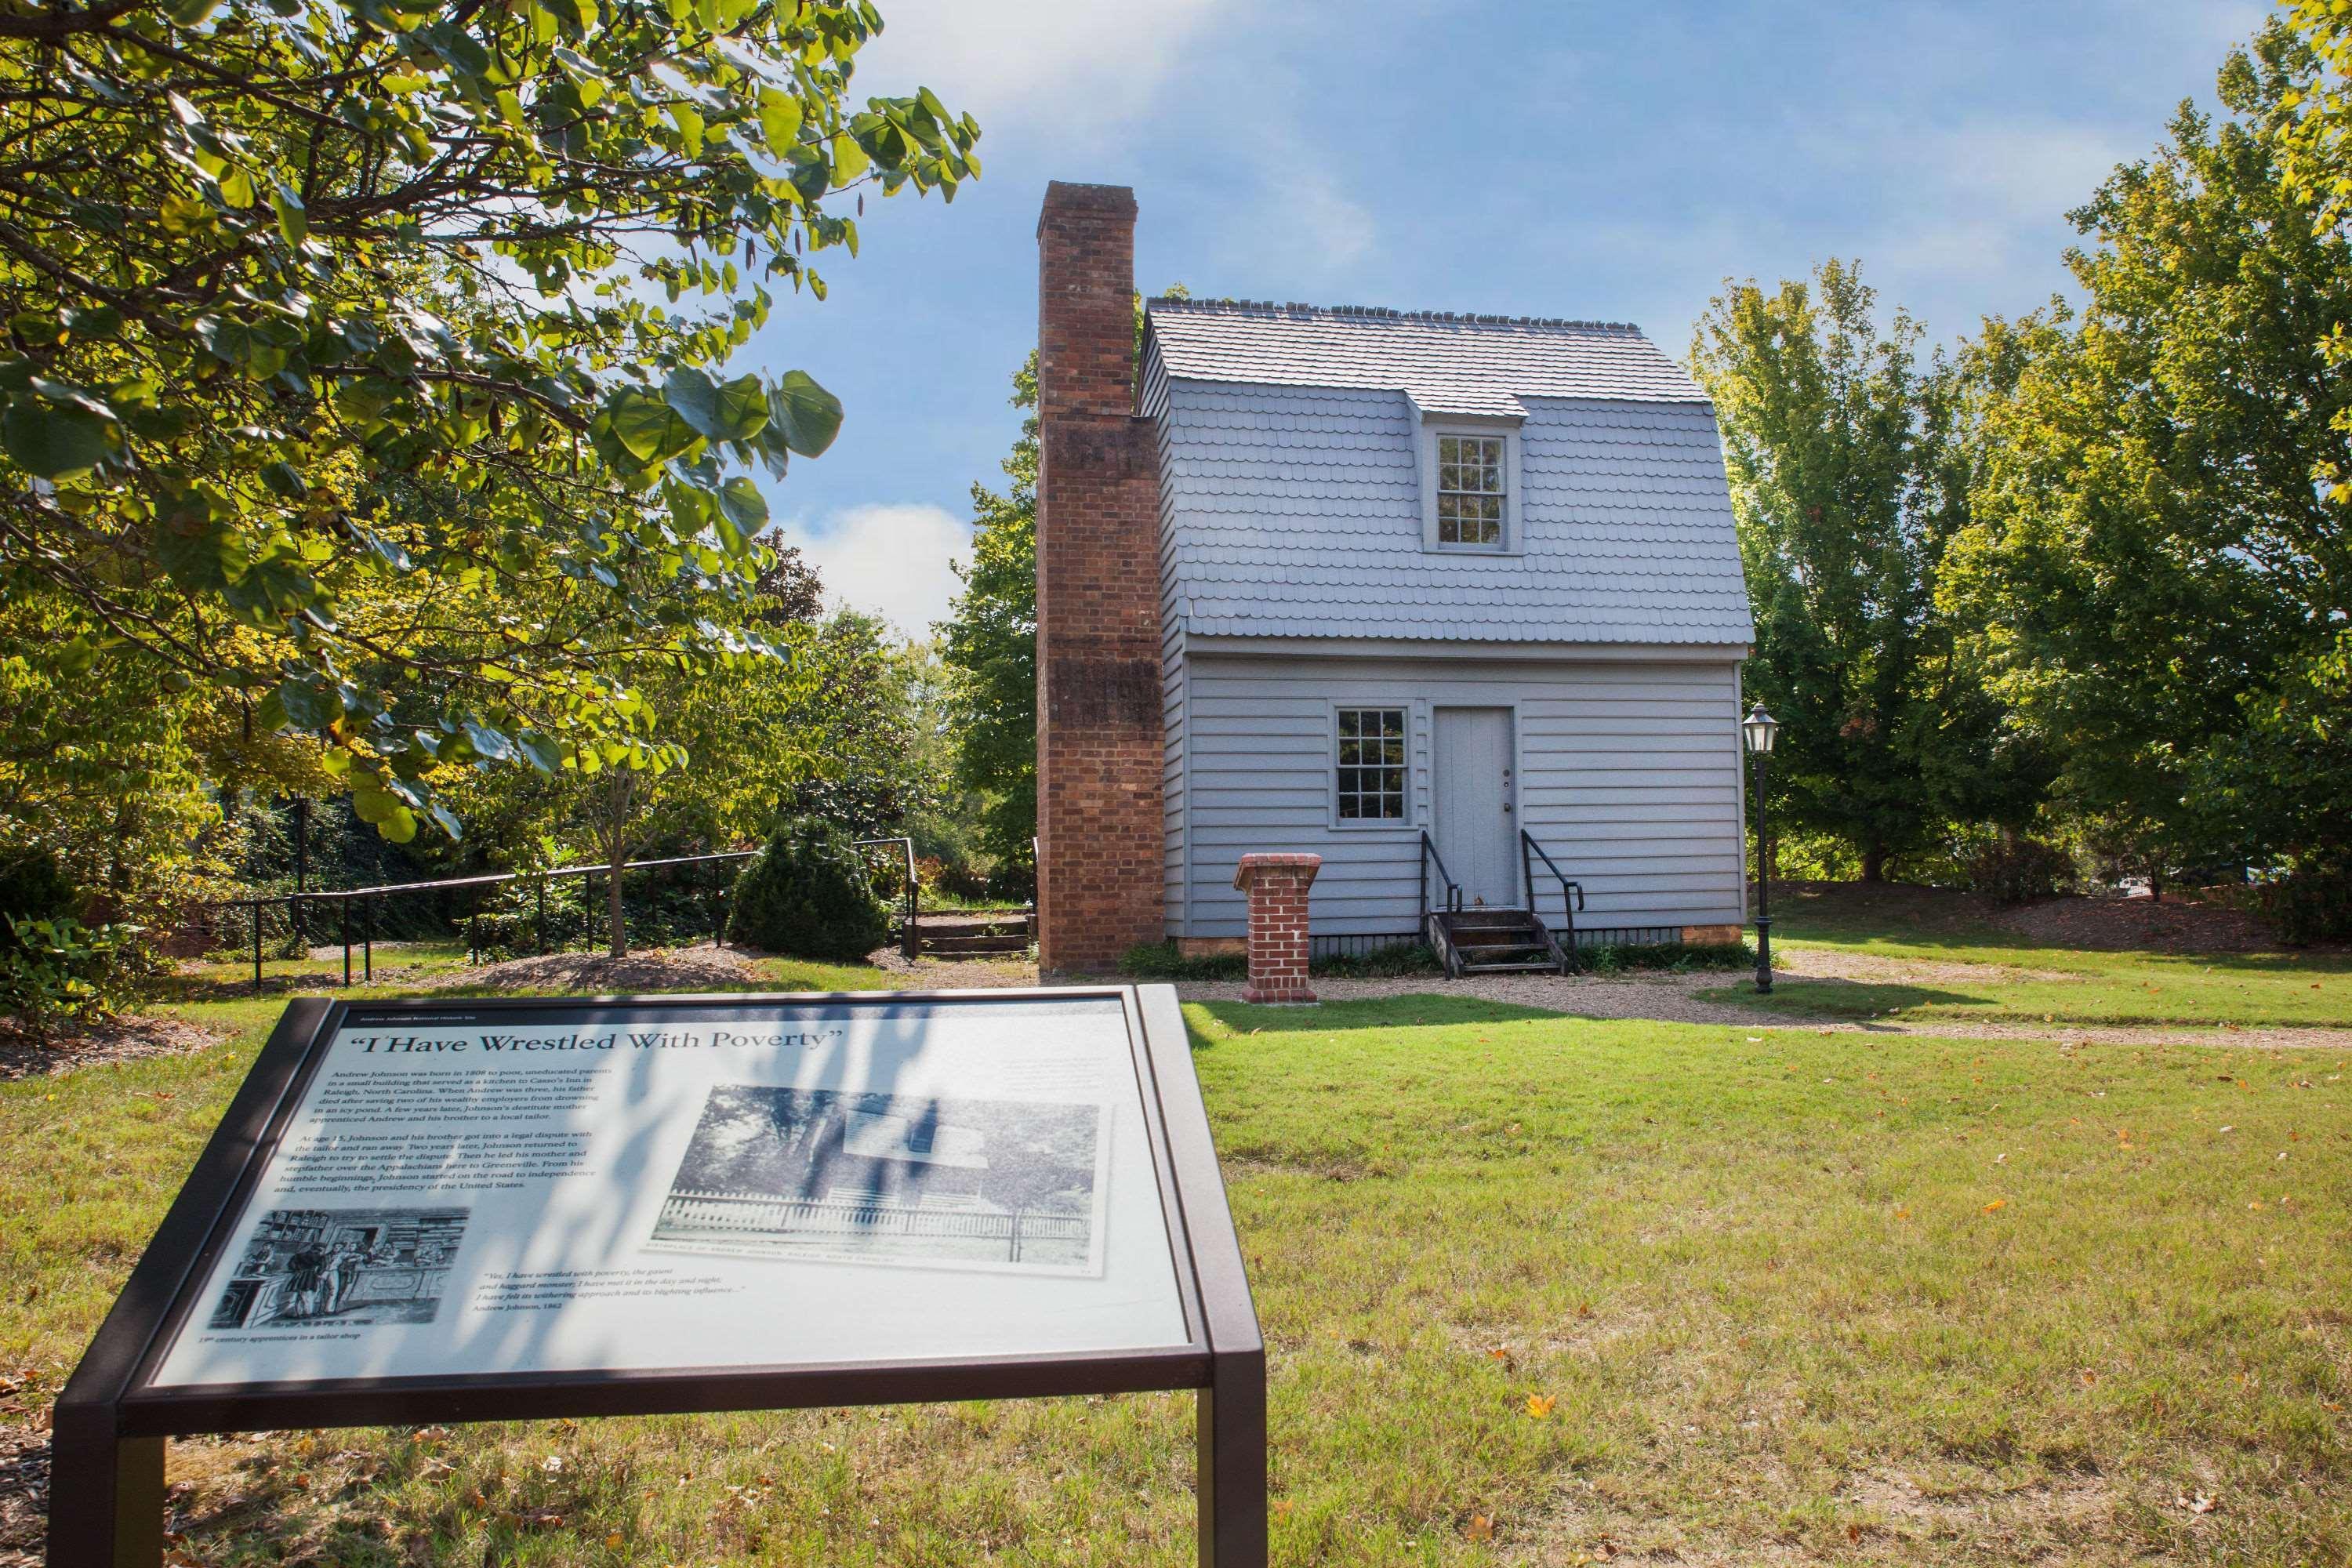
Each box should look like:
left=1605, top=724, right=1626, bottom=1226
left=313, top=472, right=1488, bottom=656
left=1145, top=296, right=1643, bottom=336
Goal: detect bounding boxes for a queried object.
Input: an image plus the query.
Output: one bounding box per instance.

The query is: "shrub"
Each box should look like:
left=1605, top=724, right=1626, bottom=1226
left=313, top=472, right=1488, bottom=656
left=1314, top=942, right=1443, bottom=978
left=1580, top=940, right=1756, bottom=974
left=725, top=820, right=891, bottom=962
left=1117, top=942, right=1246, bottom=982
left=1963, top=833, right=2078, bottom=905
left=0, top=849, right=77, bottom=938
left=1, top=915, right=143, bottom=1033
left=2258, top=855, right=2352, bottom=946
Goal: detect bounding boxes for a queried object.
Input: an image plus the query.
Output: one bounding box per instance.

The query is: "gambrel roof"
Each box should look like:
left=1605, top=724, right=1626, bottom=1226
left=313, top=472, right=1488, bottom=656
left=1141, top=299, right=1754, bottom=646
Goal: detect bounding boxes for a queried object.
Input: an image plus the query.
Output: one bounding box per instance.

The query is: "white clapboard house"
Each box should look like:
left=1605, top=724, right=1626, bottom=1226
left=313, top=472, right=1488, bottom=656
left=1030, top=184, right=1756, bottom=975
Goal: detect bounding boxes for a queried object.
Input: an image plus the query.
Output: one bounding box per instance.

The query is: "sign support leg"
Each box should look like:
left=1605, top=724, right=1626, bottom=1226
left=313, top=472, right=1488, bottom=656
left=48, top=1405, right=163, bottom=1568
left=1196, top=1355, right=1267, bottom=1568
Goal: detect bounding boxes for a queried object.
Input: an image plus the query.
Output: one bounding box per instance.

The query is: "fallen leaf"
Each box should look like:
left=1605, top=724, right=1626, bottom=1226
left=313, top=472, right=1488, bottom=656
left=1982, top=1199, right=2007, bottom=1214
left=1526, top=1393, right=1556, bottom=1420
left=1466, top=1513, right=1495, bottom=1542
left=605, top=1533, right=626, bottom=1549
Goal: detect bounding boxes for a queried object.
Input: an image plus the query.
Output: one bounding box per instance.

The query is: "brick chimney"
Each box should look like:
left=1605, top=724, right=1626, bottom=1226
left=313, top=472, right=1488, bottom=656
left=1034, top=182, right=1164, bottom=972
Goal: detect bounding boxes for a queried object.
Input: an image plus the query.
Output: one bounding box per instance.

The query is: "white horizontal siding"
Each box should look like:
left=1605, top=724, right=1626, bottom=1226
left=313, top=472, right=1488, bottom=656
left=1170, top=651, right=1745, bottom=939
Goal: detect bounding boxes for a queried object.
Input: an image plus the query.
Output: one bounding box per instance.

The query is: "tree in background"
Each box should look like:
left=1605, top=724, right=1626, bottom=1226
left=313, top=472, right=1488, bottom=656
left=1946, top=21, right=2352, bottom=897
left=1692, top=263, right=2027, bottom=882
left=935, top=290, right=1179, bottom=895
left=441, top=575, right=923, bottom=956
left=937, top=351, right=1036, bottom=887
left=0, top=0, right=978, bottom=848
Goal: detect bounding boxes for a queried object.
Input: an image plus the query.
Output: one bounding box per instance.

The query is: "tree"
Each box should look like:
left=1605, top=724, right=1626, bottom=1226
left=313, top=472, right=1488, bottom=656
left=1947, top=22, right=2352, bottom=891
left=0, top=0, right=979, bottom=842
left=937, top=350, right=1036, bottom=880
left=441, top=578, right=924, bottom=955
left=936, top=289, right=1178, bottom=888
left=1692, top=262, right=2017, bottom=880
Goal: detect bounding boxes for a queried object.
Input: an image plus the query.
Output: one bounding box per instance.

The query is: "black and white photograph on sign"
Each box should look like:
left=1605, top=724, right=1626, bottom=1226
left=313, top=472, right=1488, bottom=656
left=651, top=1087, right=1105, bottom=1275
left=206, top=1207, right=470, bottom=1330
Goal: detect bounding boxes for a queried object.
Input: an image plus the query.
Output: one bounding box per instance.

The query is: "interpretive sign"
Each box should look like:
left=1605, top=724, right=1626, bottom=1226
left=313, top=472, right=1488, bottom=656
left=53, top=986, right=1264, bottom=1568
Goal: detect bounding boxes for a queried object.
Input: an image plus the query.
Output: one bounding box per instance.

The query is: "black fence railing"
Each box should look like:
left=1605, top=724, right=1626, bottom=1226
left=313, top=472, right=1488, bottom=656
left=212, top=836, right=924, bottom=993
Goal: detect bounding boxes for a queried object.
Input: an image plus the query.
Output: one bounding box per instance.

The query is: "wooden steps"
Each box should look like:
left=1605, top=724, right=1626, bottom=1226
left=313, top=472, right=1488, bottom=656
left=911, top=910, right=1033, bottom=959
left=1429, top=908, right=1569, bottom=976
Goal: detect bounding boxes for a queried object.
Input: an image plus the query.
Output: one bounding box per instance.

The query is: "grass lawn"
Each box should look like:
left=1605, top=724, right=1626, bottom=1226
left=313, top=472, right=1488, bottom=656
left=8, top=969, right=2351, bottom=1563
left=1694, top=894, right=2352, bottom=1031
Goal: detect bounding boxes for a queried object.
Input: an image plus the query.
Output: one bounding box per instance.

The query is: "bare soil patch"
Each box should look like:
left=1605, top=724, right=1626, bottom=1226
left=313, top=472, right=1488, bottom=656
left=0, top=1012, right=221, bottom=1080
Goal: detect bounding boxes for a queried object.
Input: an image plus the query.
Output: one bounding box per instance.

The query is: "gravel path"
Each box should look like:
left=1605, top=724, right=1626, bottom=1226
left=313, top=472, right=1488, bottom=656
left=1169, top=970, right=2352, bottom=1050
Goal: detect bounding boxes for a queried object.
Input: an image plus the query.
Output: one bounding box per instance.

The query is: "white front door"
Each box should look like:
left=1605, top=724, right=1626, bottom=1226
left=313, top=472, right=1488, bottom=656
left=1432, top=706, right=1517, bottom=908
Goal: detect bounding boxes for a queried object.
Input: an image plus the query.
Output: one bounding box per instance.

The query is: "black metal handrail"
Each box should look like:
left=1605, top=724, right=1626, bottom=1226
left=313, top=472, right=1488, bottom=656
left=1418, top=831, right=1465, bottom=926
left=1519, top=829, right=1584, bottom=969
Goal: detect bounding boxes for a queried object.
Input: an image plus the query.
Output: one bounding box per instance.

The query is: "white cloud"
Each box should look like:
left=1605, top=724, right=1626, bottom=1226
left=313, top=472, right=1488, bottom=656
left=773, top=501, right=974, bottom=638
left=1932, top=121, right=2134, bottom=223
left=855, top=0, right=1233, bottom=135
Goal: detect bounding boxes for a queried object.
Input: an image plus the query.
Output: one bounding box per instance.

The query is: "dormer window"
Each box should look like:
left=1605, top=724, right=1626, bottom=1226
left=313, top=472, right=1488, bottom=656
left=1412, top=406, right=1523, bottom=554
left=1436, top=435, right=1505, bottom=546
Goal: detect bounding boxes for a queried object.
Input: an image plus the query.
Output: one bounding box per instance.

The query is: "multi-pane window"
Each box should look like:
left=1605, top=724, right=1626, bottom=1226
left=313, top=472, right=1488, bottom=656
left=1335, top=707, right=1407, bottom=822
left=1436, top=434, right=1505, bottom=546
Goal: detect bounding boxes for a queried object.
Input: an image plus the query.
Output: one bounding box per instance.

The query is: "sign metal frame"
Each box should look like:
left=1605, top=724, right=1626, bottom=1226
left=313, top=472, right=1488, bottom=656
left=51, top=985, right=1265, bottom=1568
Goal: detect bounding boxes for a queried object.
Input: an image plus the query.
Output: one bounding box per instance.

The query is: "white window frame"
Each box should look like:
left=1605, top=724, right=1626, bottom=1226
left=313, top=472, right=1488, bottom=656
left=1328, top=702, right=1414, bottom=830
left=1414, top=412, right=1523, bottom=555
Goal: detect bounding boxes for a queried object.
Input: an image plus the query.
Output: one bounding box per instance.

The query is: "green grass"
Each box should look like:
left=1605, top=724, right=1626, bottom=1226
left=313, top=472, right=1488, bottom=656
left=1688, top=895, right=2352, bottom=1029
left=10, top=979, right=2352, bottom=1563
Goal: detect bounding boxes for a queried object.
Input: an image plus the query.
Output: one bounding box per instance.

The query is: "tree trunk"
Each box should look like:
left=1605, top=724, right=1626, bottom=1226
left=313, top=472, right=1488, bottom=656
left=608, top=845, right=628, bottom=958
left=1860, top=844, right=1886, bottom=884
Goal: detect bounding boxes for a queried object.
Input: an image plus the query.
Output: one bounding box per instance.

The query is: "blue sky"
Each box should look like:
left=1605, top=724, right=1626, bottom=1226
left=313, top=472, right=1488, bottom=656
left=753, top=0, right=2268, bottom=634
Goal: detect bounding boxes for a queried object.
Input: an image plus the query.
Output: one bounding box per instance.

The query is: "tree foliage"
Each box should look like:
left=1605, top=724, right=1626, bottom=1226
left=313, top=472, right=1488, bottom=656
left=935, top=289, right=1178, bottom=888
left=0, top=0, right=978, bottom=843
left=1692, top=262, right=2035, bottom=881
left=1945, top=20, right=2352, bottom=887
left=936, top=349, right=1034, bottom=878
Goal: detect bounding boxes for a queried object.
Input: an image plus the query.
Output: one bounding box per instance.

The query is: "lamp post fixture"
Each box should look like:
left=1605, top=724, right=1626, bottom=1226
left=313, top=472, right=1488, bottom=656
left=1742, top=703, right=1779, bottom=994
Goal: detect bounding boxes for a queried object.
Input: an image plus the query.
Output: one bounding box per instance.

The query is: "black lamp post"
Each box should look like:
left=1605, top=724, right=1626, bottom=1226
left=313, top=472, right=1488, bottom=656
left=1742, top=703, right=1779, bottom=994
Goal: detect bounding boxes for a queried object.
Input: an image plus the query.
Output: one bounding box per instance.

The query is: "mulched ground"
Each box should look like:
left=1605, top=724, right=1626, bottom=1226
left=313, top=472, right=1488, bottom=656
left=0, top=1013, right=221, bottom=1081
left=416, top=941, right=761, bottom=995
left=0, top=1417, right=44, bottom=1568
left=1996, top=891, right=2286, bottom=953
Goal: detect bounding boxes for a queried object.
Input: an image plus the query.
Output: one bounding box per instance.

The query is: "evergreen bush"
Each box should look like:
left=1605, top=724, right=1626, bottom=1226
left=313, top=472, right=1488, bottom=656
left=725, top=821, right=891, bottom=962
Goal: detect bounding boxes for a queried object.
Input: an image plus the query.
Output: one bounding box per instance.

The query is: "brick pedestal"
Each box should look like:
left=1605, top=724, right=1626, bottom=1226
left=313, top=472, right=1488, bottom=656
left=1234, top=853, right=1321, bottom=1004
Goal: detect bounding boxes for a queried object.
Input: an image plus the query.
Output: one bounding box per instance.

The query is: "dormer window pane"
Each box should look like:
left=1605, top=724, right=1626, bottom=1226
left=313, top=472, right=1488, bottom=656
left=1436, top=434, right=1504, bottom=545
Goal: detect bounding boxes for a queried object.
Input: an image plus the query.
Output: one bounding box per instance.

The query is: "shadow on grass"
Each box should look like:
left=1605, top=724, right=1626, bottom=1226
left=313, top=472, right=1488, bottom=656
left=1192, top=995, right=1563, bottom=1036
left=1692, top=977, right=1987, bottom=1020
